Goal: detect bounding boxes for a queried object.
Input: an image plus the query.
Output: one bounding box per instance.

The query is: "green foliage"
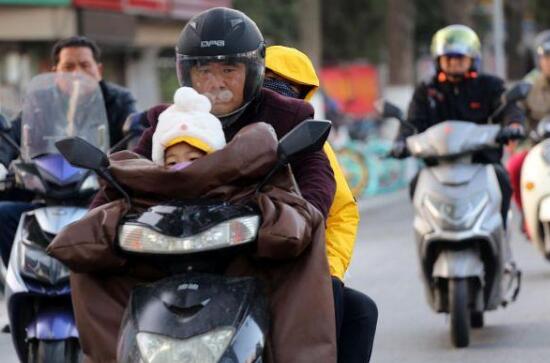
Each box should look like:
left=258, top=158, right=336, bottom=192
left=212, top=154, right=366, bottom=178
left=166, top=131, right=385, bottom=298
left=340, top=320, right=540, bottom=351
left=234, top=0, right=385, bottom=63
left=233, top=0, right=299, bottom=45
left=232, top=0, right=537, bottom=67
left=322, top=0, right=385, bottom=64
left=530, top=0, right=550, bottom=30
left=414, top=0, right=445, bottom=57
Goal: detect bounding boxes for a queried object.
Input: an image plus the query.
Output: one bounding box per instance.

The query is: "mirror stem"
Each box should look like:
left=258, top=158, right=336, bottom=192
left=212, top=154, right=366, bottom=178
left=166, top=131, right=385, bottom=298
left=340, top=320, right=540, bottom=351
left=98, top=168, right=133, bottom=210
left=255, top=160, right=285, bottom=194
left=109, top=132, right=137, bottom=154
left=488, top=103, right=506, bottom=124
left=402, top=119, right=418, bottom=134
left=0, top=133, right=20, bottom=153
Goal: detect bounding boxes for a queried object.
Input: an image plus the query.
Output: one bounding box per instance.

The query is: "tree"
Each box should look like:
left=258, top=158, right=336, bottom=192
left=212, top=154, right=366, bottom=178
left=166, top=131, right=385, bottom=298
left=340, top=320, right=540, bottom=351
left=321, top=0, right=385, bottom=64
left=299, top=0, right=322, bottom=68
left=386, top=0, right=415, bottom=84
left=442, top=0, right=477, bottom=26
left=233, top=0, right=298, bottom=45
left=505, top=0, right=529, bottom=78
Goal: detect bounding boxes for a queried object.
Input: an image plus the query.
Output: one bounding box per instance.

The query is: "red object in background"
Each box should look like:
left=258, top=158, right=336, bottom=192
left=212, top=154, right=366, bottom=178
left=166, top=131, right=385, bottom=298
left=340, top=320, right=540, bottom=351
left=171, top=0, right=231, bottom=18
left=470, top=101, right=481, bottom=109
left=125, top=0, right=170, bottom=14
left=320, top=64, right=379, bottom=117
left=73, top=0, right=123, bottom=11
left=74, top=0, right=232, bottom=17
left=75, top=0, right=169, bottom=13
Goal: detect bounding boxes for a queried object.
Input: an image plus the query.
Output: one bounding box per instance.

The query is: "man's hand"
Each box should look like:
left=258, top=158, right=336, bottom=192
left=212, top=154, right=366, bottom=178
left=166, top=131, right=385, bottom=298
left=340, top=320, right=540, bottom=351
left=497, top=124, right=526, bottom=143
left=389, top=140, right=410, bottom=159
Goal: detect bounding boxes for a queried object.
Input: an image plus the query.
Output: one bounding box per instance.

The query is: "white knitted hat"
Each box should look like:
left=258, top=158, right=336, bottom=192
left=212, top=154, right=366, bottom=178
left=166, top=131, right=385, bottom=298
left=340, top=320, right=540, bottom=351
left=152, top=87, right=226, bottom=165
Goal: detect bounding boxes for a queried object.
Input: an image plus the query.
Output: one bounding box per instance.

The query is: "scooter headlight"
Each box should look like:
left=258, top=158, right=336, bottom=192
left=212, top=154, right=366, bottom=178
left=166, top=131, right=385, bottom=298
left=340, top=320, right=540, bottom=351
left=119, top=216, right=260, bottom=254
left=424, top=192, right=489, bottom=230
left=136, top=328, right=234, bottom=363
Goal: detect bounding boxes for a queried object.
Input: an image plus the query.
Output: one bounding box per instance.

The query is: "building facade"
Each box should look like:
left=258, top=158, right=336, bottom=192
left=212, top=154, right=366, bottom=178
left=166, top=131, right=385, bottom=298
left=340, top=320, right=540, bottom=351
left=0, top=0, right=231, bottom=117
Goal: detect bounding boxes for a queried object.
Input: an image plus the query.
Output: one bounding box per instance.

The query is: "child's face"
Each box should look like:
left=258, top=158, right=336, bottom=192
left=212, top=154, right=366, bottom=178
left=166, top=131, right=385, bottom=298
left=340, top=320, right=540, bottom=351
left=164, top=142, right=206, bottom=168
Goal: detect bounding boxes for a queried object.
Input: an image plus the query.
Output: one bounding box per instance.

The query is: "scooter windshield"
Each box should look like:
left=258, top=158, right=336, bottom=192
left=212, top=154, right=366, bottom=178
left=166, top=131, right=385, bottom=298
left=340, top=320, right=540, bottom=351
left=407, top=121, right=500, bottom=158
left=20, top=72, right=109, bottom=161
left=0, top=92, right=17, bottom=132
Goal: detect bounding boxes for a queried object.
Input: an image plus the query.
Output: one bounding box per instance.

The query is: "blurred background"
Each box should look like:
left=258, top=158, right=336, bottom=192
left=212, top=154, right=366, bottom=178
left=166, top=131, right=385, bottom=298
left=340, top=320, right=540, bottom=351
left=3, top=4, right=550, bottom=362
left=0, top=0, right=549, bottom=198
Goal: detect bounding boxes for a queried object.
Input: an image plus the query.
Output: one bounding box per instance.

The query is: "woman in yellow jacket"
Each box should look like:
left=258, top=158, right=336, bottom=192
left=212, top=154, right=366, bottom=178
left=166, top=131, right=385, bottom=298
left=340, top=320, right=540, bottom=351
left=264, top=45, right=377, bottom=363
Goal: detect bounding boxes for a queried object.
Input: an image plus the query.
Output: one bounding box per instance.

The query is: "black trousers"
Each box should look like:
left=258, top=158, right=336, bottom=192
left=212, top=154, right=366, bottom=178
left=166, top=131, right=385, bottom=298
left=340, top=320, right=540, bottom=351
left=409, top=163, right=512, bottom=228
left=332, top=277, right=378, bottom=363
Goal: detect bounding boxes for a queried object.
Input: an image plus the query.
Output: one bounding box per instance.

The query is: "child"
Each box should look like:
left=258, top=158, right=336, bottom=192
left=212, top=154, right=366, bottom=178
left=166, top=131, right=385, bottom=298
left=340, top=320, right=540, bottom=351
left=152, top=86, right=226, bottom=169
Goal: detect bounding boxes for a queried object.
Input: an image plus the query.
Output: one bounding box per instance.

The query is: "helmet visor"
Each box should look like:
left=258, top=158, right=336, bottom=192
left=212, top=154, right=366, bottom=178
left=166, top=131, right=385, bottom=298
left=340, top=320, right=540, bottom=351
left=176, top=48, right=264, bottom=117
left=537, top=41, right=550, bottom=56
left=431, top=27, right=481, bottom=59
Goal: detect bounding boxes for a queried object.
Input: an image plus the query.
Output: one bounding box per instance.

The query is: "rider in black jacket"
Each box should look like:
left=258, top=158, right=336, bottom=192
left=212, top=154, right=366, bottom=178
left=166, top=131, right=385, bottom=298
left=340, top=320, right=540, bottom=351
left=0, top=36, right=136, bottom=266
left=392, top=25, right=525, bottom=227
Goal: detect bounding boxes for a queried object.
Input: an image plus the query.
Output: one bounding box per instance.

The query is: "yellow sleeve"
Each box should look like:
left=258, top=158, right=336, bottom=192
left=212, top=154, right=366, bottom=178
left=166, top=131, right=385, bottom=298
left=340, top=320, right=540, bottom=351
left=323, top=143, right=360, bottom=279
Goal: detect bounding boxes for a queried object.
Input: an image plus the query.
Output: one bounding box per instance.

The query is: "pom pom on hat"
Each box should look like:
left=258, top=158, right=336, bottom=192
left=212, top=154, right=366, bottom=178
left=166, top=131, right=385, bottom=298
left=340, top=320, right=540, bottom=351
left=152, top=87, right=226, bottom=165
left=173, top=86, right=211, bottom=113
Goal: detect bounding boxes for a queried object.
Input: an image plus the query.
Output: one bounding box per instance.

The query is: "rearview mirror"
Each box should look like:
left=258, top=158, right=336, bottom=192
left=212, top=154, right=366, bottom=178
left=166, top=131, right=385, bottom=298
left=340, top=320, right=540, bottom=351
left=375, top=100, right=417, bottom=134
left=376, top=100, right=404, bottom=122
left=278, top=119, right=332, bottom=164
left=504, top=82, right=531, bottom=104
left=56, top=137, right=133, bottom=208
left=55, top=137, right=109, bottom=172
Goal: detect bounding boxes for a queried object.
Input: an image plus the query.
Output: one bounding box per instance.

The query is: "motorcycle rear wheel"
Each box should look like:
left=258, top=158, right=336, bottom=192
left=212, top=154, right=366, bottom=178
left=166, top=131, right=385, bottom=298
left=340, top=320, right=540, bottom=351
left=449, top=278, right=470, bottom=348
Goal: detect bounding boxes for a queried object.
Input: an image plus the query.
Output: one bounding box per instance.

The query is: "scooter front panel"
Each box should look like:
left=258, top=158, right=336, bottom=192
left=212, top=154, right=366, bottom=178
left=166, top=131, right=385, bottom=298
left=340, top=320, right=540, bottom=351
left=129, top=273, right=268, bottom=340
left=413, top=163, right=507, bottom=311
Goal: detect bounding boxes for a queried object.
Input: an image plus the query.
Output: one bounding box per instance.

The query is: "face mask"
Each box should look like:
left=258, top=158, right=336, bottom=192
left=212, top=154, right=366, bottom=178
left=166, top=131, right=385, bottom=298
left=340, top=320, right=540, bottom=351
left=263, top=78, right=300, bottom=99
left=203, top=89, right=235, bottom=105
left=169, top=161, right=193, bottom=171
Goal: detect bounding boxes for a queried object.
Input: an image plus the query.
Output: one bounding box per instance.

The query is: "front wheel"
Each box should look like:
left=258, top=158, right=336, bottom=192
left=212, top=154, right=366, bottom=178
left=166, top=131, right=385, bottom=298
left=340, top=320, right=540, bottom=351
left=449, top=278, right=470, bottom=348
left=27, top=338, right=82, bottom=363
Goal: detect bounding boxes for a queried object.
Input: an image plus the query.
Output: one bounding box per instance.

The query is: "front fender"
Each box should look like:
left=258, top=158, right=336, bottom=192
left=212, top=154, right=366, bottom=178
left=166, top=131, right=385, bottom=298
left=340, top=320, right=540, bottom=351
left=432, top=249, right=484, bottom=280
left=26, top=308, right=78, bottom=340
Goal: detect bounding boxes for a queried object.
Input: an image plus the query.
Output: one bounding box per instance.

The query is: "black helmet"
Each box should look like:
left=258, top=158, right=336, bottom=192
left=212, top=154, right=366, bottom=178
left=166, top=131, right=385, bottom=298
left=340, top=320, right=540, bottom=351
left=176, top=7, right=265, bottom=120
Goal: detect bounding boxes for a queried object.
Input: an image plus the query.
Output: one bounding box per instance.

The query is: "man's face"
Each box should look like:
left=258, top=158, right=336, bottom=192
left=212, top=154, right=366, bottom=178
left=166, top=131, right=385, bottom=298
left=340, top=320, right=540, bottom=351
left=53, top=47, right=103, bottom=81
left=190, top=61, right=246, bottom=116
left=539, top=54, right=550, bottom=78
left=439, top=55, right=472, bottom=77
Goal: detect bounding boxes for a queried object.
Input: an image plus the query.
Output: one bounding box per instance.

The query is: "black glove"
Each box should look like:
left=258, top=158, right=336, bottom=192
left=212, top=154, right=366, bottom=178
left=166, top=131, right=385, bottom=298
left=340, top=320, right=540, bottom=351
left=496, top=125, right=526, bottom=143
left=389, top=140, right=409, bottom=159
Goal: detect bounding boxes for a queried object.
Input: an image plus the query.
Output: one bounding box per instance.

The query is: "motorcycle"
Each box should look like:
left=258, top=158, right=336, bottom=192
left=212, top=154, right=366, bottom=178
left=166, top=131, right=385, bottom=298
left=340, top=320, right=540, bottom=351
left=382, top=82, right=530, bottom=348
left=521, top=115, right=550, bottom=259
left=55, top=119, right=331, bottom=363
left=2, top=72, right=109, bottom=362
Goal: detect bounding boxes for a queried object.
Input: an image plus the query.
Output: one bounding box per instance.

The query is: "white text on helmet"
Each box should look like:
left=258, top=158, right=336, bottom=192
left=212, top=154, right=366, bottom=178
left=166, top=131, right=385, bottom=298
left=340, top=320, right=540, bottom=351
left=201, top=40, right=225, bottom=48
